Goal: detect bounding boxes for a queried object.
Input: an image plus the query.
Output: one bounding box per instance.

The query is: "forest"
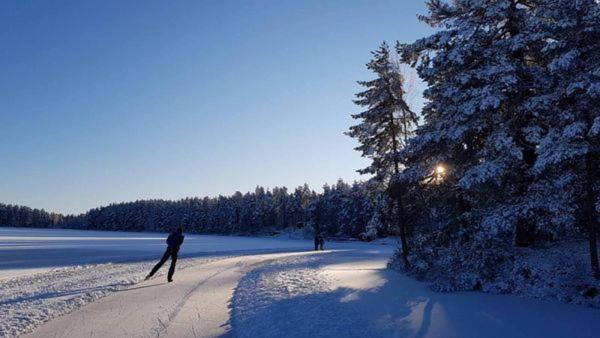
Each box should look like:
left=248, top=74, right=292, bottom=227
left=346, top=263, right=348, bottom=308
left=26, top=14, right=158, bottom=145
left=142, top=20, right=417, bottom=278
left=0, top=180, right=391, bottom=240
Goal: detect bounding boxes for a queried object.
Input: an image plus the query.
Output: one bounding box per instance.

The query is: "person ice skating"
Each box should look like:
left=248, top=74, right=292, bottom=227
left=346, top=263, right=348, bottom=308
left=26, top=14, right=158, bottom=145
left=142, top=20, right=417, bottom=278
left=318, top=234, right=324, bottom=250
left=145, top=227, right=185, bottom=283
left=314, top=234, right=320, bottom=251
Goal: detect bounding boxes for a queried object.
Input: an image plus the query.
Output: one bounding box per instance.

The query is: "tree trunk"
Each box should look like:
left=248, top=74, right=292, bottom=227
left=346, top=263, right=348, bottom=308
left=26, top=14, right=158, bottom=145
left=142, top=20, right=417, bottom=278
left=584, top=152, right=600, bottom=279
left=503, top=0, right=537, bottom=248
left=388, top=107, right=410, bottom=268
left=396, top=195, right=410, bottom=268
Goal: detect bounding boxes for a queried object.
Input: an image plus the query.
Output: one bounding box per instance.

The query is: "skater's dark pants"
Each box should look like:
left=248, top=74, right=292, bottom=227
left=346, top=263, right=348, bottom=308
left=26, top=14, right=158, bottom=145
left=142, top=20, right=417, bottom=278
left=148, top=247, right=178, bottom=280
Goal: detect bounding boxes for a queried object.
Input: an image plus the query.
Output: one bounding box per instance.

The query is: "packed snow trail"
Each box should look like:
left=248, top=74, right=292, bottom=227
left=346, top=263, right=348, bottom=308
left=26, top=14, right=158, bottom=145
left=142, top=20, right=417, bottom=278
left=0, top=256, right=225, bottom=337
left=21, top=252, right=318, bottom=338
left=23, top=247, right=600, bottom=338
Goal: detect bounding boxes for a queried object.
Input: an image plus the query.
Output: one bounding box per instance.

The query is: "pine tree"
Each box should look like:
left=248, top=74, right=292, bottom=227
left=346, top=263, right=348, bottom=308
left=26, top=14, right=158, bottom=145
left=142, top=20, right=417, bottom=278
left=532, top=0, right=600, bottom=278
left=362, top=210, right=382, bottom=241
left=395, top=0, right=553, bottom=288
left=401, top=0, right=546, bottom=247
left=347, top=42, right=417, bottom=267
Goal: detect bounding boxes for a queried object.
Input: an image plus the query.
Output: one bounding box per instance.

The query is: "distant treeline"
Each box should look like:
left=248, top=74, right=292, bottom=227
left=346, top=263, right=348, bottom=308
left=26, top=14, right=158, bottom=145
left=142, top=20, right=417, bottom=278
left=0, top=204, right=68, bottom=228
left=1, top=180, right=393, bottom=239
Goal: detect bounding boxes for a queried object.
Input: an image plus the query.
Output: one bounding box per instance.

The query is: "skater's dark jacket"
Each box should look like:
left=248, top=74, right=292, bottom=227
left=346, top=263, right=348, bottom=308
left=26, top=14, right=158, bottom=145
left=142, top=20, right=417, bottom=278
left=166, top=231, right=185, bottom=251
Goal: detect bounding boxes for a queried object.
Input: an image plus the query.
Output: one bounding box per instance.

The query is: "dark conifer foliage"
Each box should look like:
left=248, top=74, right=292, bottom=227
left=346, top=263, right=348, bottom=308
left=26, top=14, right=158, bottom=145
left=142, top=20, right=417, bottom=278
left=1, top=181, right=390, bottom=239
left=347, top=42, right=417, bottom=266
left=386, top=0, right=600, bottom=287
left=0, top=203, right=65, bottom=228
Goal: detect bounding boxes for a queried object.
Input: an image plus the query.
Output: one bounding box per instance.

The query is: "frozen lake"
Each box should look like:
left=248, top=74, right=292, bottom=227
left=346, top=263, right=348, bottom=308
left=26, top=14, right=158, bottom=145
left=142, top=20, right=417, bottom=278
left=0, top=227, right=319, bottom=279
left=0, top=227, right=384, bottom=279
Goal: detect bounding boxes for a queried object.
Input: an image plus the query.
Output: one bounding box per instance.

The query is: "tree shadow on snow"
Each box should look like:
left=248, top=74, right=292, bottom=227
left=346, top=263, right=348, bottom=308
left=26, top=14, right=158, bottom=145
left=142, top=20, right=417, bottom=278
left=227, top=250, right=437, bottom=338
left=227, top=248, right=600, bottom=338
left=226, top=247, right=600, bottom=338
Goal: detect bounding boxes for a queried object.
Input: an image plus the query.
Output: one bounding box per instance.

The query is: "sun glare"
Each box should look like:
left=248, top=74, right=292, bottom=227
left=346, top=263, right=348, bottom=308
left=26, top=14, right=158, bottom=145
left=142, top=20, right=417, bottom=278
left=436, top=164, right=445, bottom=175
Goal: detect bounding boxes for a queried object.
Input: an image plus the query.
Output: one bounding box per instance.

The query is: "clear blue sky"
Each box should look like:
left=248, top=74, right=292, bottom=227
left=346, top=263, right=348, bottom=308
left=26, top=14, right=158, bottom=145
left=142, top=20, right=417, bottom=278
left=0, top=0, right=432, bottom=214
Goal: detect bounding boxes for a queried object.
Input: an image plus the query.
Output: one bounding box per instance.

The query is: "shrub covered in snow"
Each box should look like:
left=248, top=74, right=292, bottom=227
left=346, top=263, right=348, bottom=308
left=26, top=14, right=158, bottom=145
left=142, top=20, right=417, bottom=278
left=392, top=239, right=600, bottom=307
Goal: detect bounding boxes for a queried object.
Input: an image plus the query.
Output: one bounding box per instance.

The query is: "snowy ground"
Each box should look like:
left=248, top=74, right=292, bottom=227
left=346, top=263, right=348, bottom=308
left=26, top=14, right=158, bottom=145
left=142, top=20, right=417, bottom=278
left=1, top=227, right=600, bottom=337
left=233, top=249, right=600, bottom=338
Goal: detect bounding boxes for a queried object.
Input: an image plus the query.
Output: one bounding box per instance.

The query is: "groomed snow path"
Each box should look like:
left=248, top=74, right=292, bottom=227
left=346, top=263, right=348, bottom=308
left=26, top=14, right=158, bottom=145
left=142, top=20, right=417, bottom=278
left=23, top=246, right=600, bottom=338
left=22, top=251, right=313, bottom=338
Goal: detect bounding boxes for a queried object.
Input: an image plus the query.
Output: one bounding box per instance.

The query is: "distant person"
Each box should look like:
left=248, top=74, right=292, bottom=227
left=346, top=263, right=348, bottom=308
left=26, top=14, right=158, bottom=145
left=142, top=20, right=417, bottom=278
left=145, top=227, right=185, bottom=283
left=314, top=233, right=324, bottom=251
left=314, top=234, right=320, bottom=251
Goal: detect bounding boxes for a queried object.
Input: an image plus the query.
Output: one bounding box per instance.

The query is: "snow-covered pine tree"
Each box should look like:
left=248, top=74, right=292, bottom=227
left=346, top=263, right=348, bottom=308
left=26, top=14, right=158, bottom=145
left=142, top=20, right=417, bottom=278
left=362, top=210, right=382, bottom=241
left=398, top=0, right=547, bottom=288
left=347, top=181, right=374, bottom=237
left=532, top=0, right=600, bottom=278
left=347, top=42, right=418, bottom=267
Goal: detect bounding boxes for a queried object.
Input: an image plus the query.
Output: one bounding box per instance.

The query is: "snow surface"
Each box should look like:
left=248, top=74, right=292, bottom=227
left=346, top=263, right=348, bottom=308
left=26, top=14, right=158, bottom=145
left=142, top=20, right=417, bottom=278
left=2, top=227, right=600, bottom=337
left=0, top=227, right=311, bottom=279
left=233, top=248, right=600, bottom=338
left=21, top=252, right=318, bottom=338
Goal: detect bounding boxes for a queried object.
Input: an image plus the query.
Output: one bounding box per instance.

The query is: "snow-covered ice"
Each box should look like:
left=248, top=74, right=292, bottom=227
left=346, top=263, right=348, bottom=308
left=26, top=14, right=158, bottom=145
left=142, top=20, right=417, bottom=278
left=0, top=227, right=310, bottom=279
left=1, top=227, right=600, bottom=337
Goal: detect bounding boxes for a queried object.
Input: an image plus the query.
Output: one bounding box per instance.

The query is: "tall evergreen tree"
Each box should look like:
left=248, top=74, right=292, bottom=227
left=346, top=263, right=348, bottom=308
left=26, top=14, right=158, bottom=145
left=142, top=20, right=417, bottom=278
left=347, top=42, right=417, bottom=267
left=532, top=0, right=600, bottom=278
left=401, top=0, right=544, bottom=247
left=396, top=0, right=551, bottom=288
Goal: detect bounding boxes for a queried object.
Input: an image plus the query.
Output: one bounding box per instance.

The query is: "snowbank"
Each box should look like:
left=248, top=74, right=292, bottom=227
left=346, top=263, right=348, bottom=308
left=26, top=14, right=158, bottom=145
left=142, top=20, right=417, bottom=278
left=0, top=257, right=217, bottom=337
